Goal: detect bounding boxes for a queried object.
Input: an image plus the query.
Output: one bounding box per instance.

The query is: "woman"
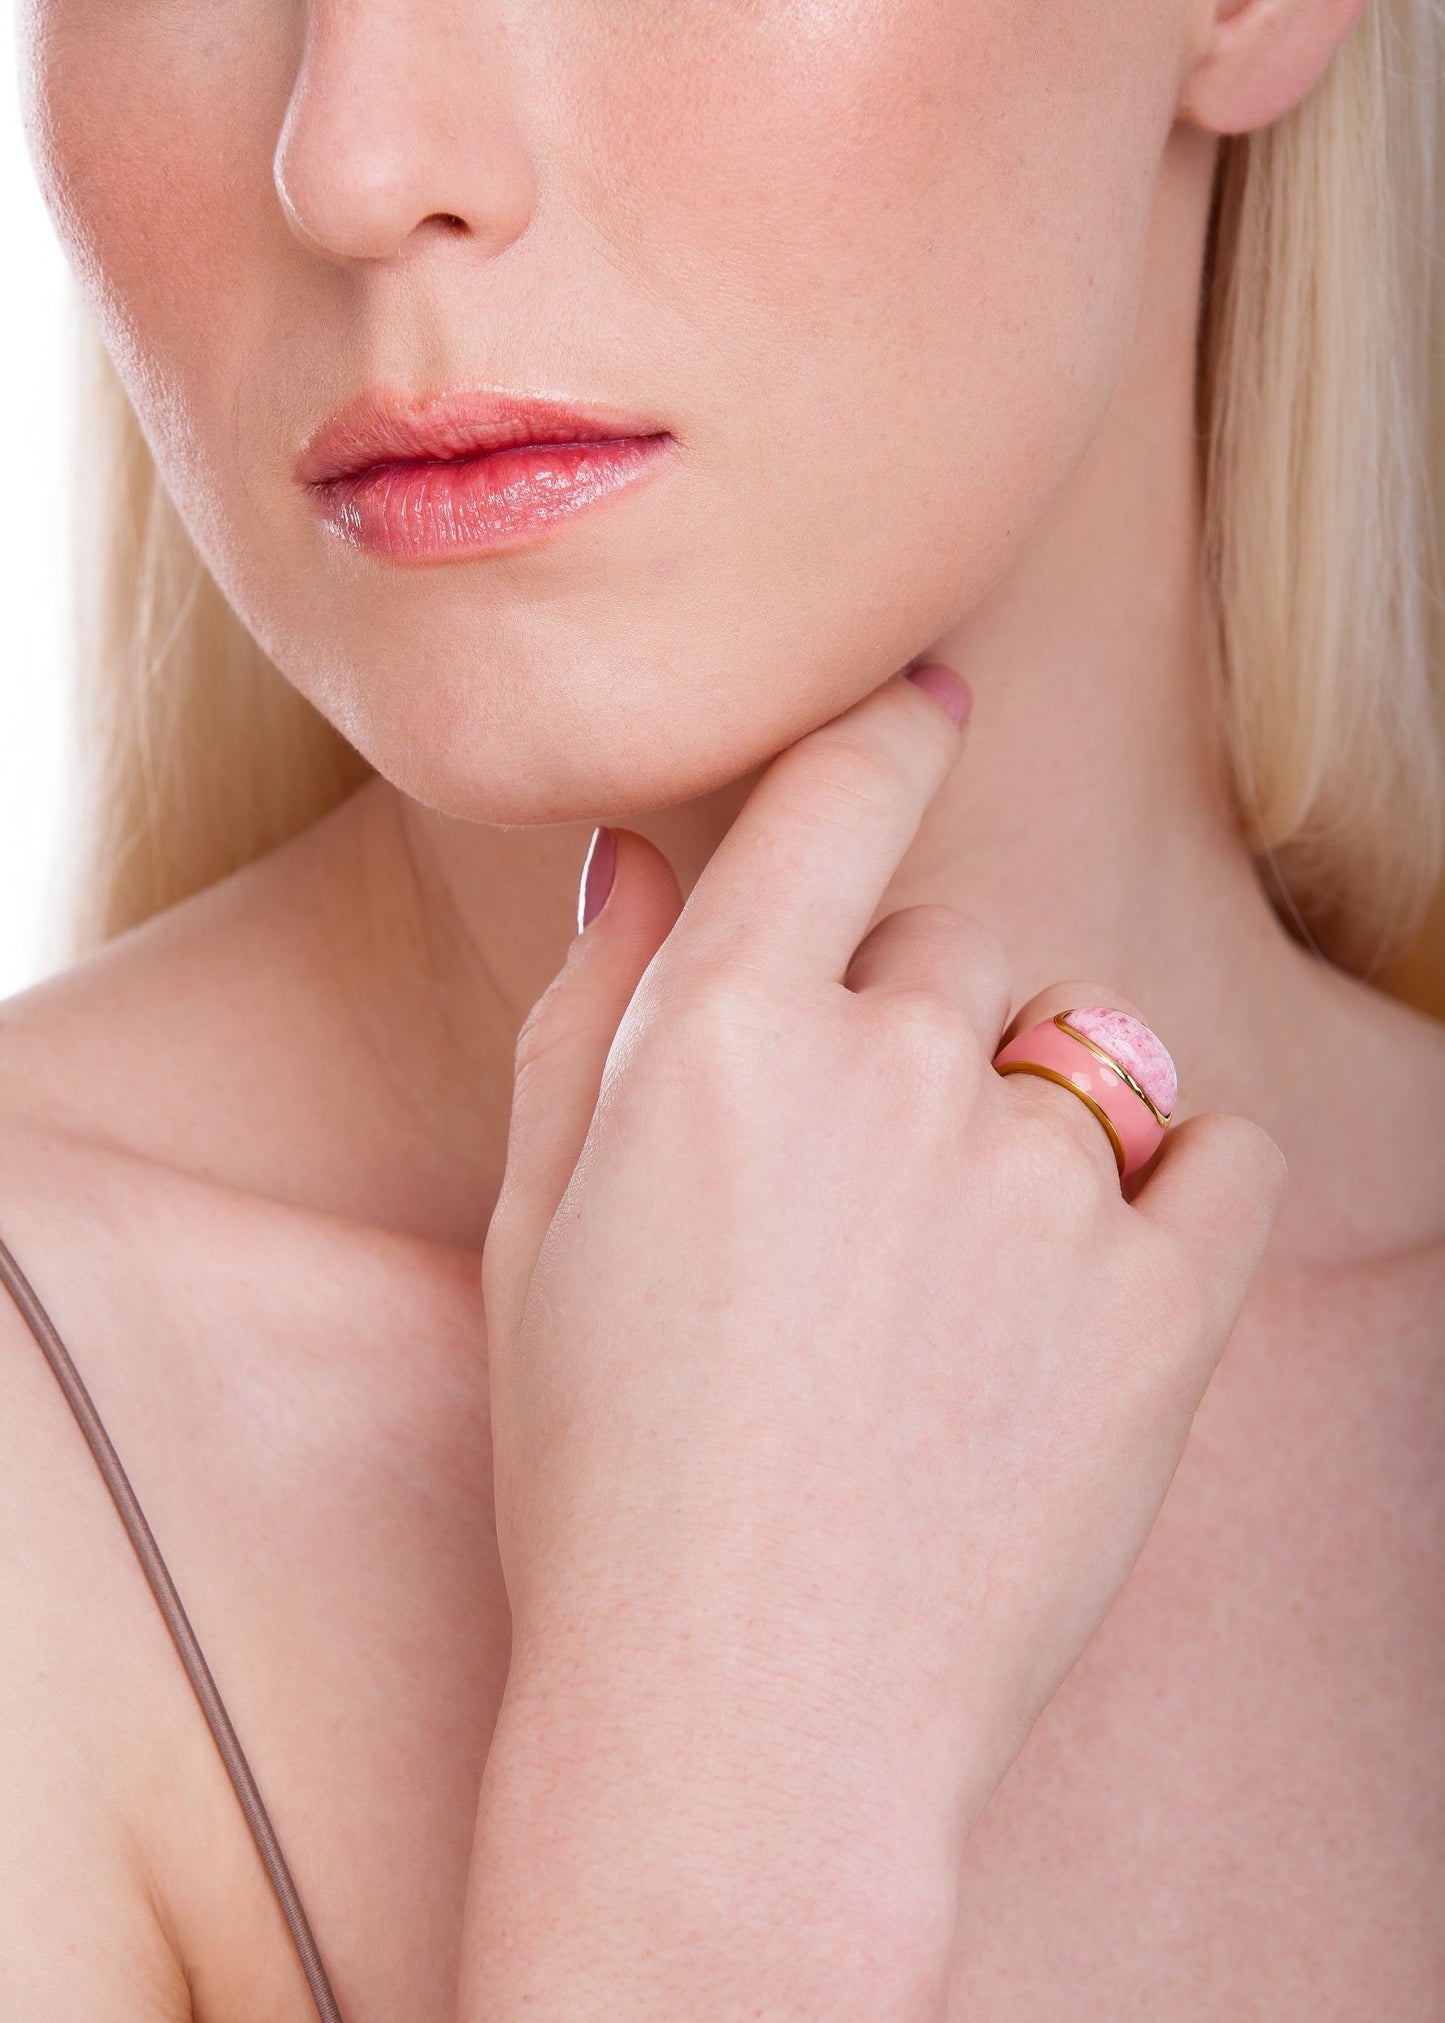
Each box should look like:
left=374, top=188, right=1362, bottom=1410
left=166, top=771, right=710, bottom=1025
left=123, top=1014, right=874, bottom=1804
left=2, top=0, right=1442, bottom=2014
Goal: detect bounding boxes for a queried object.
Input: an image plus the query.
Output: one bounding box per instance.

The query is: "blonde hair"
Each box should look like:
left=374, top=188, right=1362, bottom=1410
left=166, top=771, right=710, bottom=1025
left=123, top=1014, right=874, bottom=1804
left=66, top=2, right=1445, bottom=996
left=67, top=326, right=372, bottom=955
left=1201, top=0, right=1444, bottom=985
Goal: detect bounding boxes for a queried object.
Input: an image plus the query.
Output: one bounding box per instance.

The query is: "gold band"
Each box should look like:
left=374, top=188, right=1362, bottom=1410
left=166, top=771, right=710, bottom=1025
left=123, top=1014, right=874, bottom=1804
left=994, top=1060, right=1128, bottom=1177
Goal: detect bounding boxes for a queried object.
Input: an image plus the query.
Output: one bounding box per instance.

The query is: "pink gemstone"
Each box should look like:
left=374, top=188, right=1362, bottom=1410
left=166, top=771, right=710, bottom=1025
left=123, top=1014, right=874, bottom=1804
left=1065, top=1006, right=1177, bottom=1116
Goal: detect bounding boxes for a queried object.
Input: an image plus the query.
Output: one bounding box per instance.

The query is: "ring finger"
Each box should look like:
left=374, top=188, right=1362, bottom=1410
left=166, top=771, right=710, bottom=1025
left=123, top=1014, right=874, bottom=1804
left=994, top=978, right=1179, bottom=1192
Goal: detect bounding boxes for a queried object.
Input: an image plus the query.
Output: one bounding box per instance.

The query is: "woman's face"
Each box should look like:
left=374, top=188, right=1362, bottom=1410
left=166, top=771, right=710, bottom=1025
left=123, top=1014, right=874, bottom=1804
left=20, top=0, right=1199, bottom=822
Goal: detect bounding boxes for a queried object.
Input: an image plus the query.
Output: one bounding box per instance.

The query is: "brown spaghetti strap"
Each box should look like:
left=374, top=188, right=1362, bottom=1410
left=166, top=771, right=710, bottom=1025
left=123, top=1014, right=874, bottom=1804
left=0, top=1229, right=344, bottom=2023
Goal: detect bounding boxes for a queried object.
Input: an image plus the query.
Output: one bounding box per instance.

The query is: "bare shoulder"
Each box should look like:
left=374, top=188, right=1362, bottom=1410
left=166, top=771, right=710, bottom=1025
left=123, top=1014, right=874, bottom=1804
left=0, top=811, right=352, bottom=1198
left=0, top=817, right=475, bottom=2022
left=0, top=915, right=210, bottom=2010
left=0, top=776, right=485, bottom=1253
left=0, top=945, right=488, bottom=2022
left=0, top=1186, right=196, bottom=2018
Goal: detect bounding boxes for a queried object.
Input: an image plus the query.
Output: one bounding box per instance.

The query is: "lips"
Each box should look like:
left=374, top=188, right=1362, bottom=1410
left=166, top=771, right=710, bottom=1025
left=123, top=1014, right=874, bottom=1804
left=295, top=385, right=676, bottom=561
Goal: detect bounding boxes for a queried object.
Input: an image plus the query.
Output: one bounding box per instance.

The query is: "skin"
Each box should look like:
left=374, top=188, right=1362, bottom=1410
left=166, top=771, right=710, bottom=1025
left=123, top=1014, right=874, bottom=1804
left=1, top=0, right=1442, bottom=2015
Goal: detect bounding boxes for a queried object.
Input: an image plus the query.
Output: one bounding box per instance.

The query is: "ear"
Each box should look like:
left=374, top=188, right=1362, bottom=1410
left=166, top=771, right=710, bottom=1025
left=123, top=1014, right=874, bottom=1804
left=1179, top=0, right=1369, bottom=135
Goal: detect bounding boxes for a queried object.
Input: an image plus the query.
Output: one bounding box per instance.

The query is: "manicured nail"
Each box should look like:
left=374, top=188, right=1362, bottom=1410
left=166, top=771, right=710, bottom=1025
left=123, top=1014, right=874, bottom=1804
left=578, top=825, right=617, bottom=931
left=905, top=661, right=973, bottom=728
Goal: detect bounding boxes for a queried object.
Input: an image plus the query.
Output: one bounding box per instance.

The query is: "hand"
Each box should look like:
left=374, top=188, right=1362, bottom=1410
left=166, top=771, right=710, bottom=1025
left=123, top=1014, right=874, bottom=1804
left=466, top=663, right=1288, bottom=2020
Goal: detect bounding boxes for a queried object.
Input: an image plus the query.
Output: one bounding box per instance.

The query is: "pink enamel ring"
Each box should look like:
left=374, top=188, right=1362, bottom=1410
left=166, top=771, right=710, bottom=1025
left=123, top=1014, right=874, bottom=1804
left=992, top=1006, right=1178, bottom=1184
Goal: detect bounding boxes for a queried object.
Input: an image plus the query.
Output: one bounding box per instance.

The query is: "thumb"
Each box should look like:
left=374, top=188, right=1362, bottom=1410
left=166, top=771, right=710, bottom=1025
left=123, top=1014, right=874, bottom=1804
left=482, top=825, right=684, bottom=1348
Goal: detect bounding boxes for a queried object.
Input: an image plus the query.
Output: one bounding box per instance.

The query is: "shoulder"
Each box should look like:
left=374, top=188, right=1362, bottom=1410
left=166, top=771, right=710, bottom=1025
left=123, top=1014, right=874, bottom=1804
left=0, top=989, right=452, bottom=2022
left=0, top=933, right=197, bottom=2002
left=0, top=893, right=434, bottom=2018
left=0, top=1190, right=195, bottom=2017
left=0, top=834, right=337, bottom=1200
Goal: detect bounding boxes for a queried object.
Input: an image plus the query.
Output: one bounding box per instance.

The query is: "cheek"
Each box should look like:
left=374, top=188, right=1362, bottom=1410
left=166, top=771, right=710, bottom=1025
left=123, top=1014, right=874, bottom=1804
left=21, top=4, right=290, bottom=524
left=569, top=0, right=1184, bottom=624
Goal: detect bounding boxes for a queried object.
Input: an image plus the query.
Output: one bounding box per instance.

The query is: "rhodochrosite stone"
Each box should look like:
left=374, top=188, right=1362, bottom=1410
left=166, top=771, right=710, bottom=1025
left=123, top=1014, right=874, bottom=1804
left=1065, top=1007, right=1178, bottom=1117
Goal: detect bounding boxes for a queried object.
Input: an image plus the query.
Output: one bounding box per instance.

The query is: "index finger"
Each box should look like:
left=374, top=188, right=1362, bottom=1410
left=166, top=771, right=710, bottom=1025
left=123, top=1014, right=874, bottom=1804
left=661, top=661, right=972, bottom=988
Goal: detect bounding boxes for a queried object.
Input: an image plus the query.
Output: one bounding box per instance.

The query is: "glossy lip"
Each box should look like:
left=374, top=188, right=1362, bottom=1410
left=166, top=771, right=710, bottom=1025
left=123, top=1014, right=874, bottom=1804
left=295, top=384, right=676, bottom=563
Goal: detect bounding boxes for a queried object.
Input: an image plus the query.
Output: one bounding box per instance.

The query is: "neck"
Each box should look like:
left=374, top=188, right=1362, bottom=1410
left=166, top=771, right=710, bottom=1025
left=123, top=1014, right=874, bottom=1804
left=313, top=132, right=1341, bottom=1257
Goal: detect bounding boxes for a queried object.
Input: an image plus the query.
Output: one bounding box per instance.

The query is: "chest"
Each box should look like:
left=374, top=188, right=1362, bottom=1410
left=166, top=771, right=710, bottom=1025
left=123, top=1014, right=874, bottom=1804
left=949, top=1280, right=1445, bottom=2015
left=137, top=1260, right=1442, bottom=2021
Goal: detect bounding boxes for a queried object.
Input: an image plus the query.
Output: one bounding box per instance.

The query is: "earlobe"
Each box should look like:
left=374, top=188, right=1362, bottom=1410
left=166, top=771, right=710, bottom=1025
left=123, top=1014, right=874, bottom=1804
left=1179, top=0, right=1369, bottom=136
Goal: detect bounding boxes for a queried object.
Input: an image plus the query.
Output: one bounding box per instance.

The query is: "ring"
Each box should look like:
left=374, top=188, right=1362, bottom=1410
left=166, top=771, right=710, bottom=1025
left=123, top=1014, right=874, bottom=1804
left=992, top=1006, right=1177, bottom=1183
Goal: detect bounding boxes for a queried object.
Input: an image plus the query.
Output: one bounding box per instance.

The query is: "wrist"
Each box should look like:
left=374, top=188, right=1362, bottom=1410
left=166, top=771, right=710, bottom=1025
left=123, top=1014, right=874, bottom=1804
left=500, top=1583, right=1033, bottom=1847
left=464, top=1651, right=962, bottom=2021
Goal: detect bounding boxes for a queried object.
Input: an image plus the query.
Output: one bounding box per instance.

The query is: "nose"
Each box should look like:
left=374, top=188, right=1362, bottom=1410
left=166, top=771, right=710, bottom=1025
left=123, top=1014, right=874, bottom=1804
left=274, top=1, right=536, bottom=264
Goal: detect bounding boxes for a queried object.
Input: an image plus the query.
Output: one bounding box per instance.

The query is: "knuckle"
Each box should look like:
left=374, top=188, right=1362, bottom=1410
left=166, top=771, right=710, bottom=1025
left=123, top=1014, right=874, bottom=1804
left=933, top=906, right=1010, bottom=993
left=974, top=929, right=1012, bottom=1008
left=1182, top=1108, right=1286, bottom=1182
left=1171, top=1111, right=1291, bottom=1244
left=882, top=901, right=961, bottom=941
left=882, top=986, right=982, bottom=1093
left=1224, top=1114, right=1291, bottom=1201
left=896, top=902, right=1009, bottom=984
left=651, top=963, right=786, bottom=1070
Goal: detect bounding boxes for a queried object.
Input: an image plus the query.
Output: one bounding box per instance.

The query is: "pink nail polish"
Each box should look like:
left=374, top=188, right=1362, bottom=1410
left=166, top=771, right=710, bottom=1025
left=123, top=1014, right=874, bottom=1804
left=905, top=661, right=973, bottom=728
left=578, top=825, right=617, bottom=931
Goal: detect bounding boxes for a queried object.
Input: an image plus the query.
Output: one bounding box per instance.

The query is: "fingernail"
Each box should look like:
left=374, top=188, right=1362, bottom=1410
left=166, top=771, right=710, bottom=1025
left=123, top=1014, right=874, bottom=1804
left=578, top=825, right=617, bottom=931
left=905, top=661, right=973, bottom=728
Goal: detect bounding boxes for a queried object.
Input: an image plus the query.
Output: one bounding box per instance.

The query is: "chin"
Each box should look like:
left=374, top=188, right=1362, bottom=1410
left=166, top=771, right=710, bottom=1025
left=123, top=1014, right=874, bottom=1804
left=313, top=648, right=819, bottom=829
left=278, top=600, right=934, bottom=828
left=374, top=726, right=769, bottom=829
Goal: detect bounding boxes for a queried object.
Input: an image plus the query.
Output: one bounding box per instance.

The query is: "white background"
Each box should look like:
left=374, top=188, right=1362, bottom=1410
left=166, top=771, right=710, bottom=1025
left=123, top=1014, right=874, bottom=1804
left=1, top=28, right=80, bottom=999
